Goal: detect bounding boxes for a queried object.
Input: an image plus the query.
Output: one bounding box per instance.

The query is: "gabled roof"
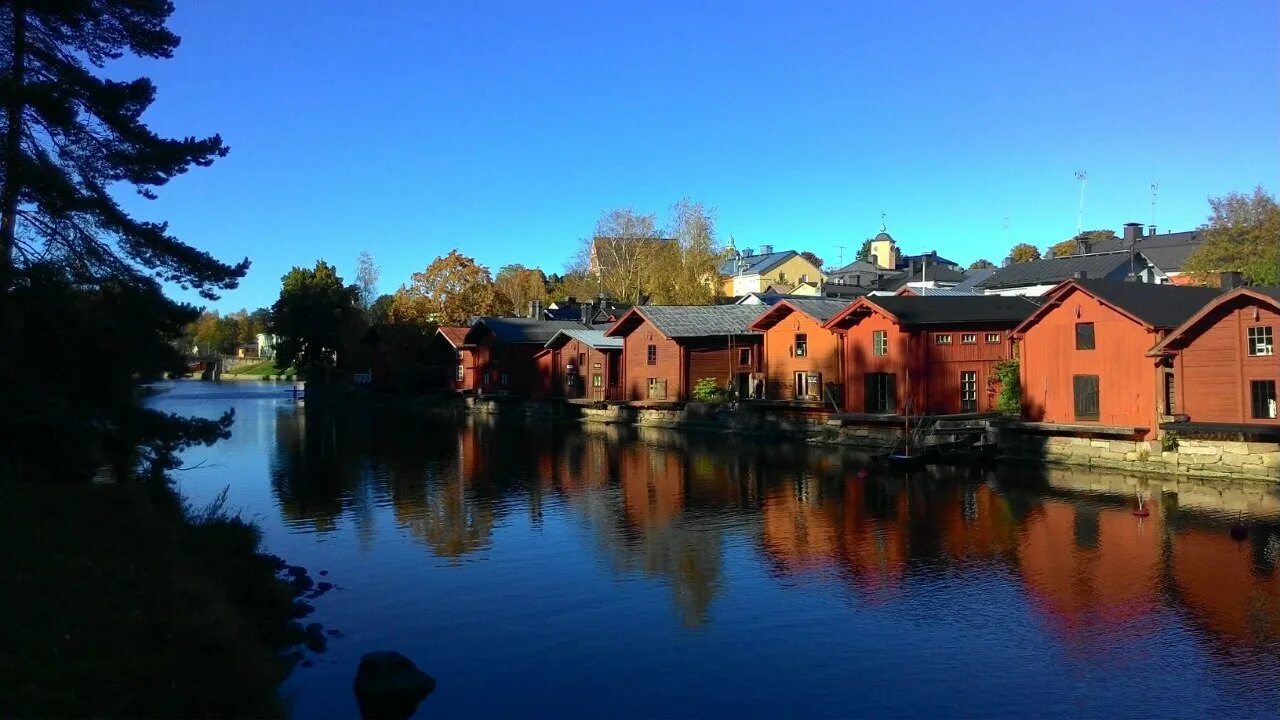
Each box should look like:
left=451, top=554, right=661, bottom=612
left=1091, top=231, right=1203, bottom=272
left=899, top=252, right=961, bottom=269
left=877, top=265, right=970, bottom=292
left=1012, top=279, right=1223, bottom=336
left=1148, top=286, right=1280, bottom=356
left=718, top=250, right=801, bottom=277
left=748, top=298, right=853, bottom=331
left=544, top=299, right=633, bottom=323
left=824, top=295, right=1042, bottom=330
left=467, top=318, right=586, bottom=344
left=435, top=326, right=472, bottom=349
left=544, top=328, right=623, bottom=350
left=605, top=305, right=765, bottom=339
left=952, top=267, right=997, bottom=292
left=976, top=252, right=1136, bottom=290
left=827, top=260, right=882, bottom=276
left=895, top=286, right=983, bottom=297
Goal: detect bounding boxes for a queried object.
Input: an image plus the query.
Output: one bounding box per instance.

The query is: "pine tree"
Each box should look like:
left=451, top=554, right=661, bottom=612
left=0, top=1, right=248, bottom=296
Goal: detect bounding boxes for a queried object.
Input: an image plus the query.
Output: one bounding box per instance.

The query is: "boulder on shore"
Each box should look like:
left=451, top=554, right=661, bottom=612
left=354, top=651, right=436, bottom=720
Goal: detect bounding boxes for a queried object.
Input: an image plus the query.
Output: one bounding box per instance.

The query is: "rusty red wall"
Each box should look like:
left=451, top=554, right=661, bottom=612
left=1174, top=296, right=1280, bottom=425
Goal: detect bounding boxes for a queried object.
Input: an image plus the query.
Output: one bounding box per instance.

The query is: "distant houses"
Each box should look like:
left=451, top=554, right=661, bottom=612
left=719, top=245, right=824, bottom=298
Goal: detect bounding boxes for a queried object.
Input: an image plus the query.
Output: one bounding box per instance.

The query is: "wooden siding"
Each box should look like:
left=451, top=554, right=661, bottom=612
left=1019, top=287, right=1164, bottom=437
left=761, top=311, right=841, bottom=402
left=685, top=337, right=762, bottom=398
left=471, top=333, right=549, bottom=398
left=546, top=339, right=618, bottom=401
left=840, top=311, right=916, bottom=412
left=1174, top=297, right=1280, bottom=425
left=620, top=317, right=682, bottom=401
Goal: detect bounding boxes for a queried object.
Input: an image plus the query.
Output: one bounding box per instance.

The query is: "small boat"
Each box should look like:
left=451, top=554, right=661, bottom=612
left=886, top=368, right=930, bottom=466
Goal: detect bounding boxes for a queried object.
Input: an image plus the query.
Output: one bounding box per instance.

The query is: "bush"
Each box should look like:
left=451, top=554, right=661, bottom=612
left=993, top=360, right=1022, bottom=415
left=692, top=377, right=728, bottom=403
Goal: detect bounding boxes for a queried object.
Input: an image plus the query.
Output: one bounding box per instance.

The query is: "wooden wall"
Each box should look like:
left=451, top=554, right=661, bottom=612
left=1019, top=287, right=1163, bottom=437
left=685, top=336, right=761, bottom=397
left=839, top=311, right=919, bottom=413
left=920, top=326, right=1015, bottom=414
left=620, top=317, right=682, bottom=401
left=761, top=311, right=841, bottom=402
left=546, top=339, right=617, bottom=401
left=1175, top=297, right=1280, bottom=425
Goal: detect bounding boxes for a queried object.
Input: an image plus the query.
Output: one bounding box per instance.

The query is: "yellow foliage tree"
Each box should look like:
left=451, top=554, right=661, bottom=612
left=389, top=251, right=513, bottom=329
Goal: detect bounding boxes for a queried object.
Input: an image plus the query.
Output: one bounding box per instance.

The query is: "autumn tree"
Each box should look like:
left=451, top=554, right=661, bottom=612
left=664, top=199, right=725, bottom=305
left=800, top=251, right=825, bottom=270
left=355, top=251, right=381, bottom=318
left=969, top=259, right=996, bottom=270
left=545, top=270, right=604, bottom=304
left=191, top=311, right=234, bottom=355
left=271, top=261, right=357, bottom=373
left=1048, top=229, right=1117, bottom=258
left=1008, top=243, right=1042, bottom=263
left=575, top=208, right=667, bottom=304
left=1184, top=187, right=1280, bottom=286
left=389, top=251, right=512, bottom=329
left=494, top=264, right=549, bottom=316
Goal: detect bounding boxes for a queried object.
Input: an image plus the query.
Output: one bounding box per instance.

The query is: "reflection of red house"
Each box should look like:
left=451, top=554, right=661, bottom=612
left=1149, top=286, right=1280, bottom=433
left=1012, top=280, right=1220, bottom=439
left=823, top=296, right=1038, bottom=415
left=619, top=445, right=685, bottom=528
left=1172, top=529, right=1280, bottom=649
left=1016, top=502, right=1162, bottom=649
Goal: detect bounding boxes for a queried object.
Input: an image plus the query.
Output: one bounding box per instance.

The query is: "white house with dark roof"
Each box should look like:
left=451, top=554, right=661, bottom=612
left=719, top=244, right=824, bottom=298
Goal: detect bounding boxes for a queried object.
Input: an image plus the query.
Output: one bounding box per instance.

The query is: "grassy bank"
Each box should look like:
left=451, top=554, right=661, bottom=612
left=223, top=361, right=298, bottom=379
left=0, top=480, right=300, bottom=718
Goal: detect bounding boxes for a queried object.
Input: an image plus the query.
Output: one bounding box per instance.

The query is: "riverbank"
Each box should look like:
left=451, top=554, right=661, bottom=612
left=0, top=480, right=301, bottom=718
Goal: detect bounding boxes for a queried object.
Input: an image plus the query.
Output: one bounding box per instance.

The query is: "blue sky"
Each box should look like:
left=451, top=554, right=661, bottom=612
left=118, top=0, right=1279, bottom=311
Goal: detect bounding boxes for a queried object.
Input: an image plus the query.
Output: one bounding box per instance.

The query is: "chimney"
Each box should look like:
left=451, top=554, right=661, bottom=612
left=1147, top=225, right=1156, bottom=237
left=527, top=300, right=537, bottom=318
left=760, top=244, right=773, bottom=255
left=1074, top=270, right=1088, bottom=280
left=742, top=248, right=754, bottom=257
left=1123, top=222, right=1143, bottom=243
left=1220, top=271, right=1244, bottom=290
left=1077, top=239, right=1092, bottom=255
left=580, top=302, right=592, bottom=328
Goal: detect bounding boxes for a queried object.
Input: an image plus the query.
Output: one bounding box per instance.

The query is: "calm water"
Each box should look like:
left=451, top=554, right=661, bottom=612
left=149, top=381, right=1280, bottom=719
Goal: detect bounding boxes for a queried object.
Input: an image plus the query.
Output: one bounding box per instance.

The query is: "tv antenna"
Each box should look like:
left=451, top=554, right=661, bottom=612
left=837, top=244, right=846, bottom=266
left=1074, top=170, right=1088, bottom=234
left=1150, top=182, right=1159, bottom=227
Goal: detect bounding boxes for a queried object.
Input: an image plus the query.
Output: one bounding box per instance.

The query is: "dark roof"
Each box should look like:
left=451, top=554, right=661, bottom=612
left=718, top=250, right=801, bottom=276
left=821, top=283, right=875, bottom=299
left=1079, top=231, right=1204, bottom=273
left=876, top=265, right=969, bottom=291
left=952, top=267, right=997, bottom=292
left=544, top=299, right=633, bottom=323
left=769, top=297, right=853, bottom=323
left=977, top=252, right=1135, bottom=289
left=1148, top=286, right=1280, bottom=355
left=614, top=305, right=765, bottom=338
left=468, top=318, right=585, bottom=344
left=827, top=260, right=881, bottom=275
left=1071, top=279, right=1223, bottom=328
left=898, top=286, right=983, bottom=297
left=899, top=252, right=961, bottom=270
left=855, top=295, right=1044, bottom=325
left=544, top=328, right=623, bottom=350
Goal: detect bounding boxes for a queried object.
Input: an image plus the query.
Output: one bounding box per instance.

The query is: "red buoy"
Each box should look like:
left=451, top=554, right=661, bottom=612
left=1132, top=508, right=1150, bottom=518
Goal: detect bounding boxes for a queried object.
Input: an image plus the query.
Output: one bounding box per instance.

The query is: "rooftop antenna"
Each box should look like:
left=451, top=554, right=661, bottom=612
left=837, top=244, right=846, bottom=266
left=1074, top=170, right=1088, bottom=235
left=1150, top=182, right=1159, bottom=228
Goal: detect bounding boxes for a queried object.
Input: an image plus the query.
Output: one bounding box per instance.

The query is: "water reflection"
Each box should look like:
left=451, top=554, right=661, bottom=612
left=151, top=382, right=1280, bottom=717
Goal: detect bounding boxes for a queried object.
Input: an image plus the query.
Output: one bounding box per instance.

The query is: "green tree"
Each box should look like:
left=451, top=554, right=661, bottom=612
left=1009, top=243, right=1042, bottom=263
left=855, top=238, right=874, bottom=263
left=1, top=2, right=244, bottom=483
left=389, top=251, right=512, bottom=328
left=1183, top=186, right=1280, bottom=286
left=969, top=259, right=996, bottom=270
left=271, top=261, right=357, bottom=374
left=665, top=199, right=725, bottom=304
left=1048, top=229, right=1116, bottom=258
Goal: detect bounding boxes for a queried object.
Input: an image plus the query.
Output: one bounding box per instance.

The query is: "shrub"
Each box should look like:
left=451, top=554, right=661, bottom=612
left=993, top=360, right=1022, bottom=415
left=692, top=377, right=728, bottom=403
left=1161, top=432, right=1179, bottom=452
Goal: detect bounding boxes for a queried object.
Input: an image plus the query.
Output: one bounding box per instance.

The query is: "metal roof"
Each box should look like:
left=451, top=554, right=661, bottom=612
left=771, top=297, right=853, bottom=322
left=543, top=328, right=623, bottom=350
left=859, top=295, right=1044, bottom=325
left=976, top=252, right=1135, bottom=289
left=718, top=250, right=799, bottom=277
left=952, top=267, right=997, bottom=292
left=631, top=305, right=765, bottom=338
left=469, top=318, right=586, bottom=344
left=900, top=287, right=984, bottom=296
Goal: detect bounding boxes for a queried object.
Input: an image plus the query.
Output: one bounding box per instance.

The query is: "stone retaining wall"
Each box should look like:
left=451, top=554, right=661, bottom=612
left=1002, top=433, right=1280, bottom=482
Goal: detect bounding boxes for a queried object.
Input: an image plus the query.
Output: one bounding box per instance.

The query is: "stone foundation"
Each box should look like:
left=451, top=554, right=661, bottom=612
left=1002, top=432, right=1280, bottom=482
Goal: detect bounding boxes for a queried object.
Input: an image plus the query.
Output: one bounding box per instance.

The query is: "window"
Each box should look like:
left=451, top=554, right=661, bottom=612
left=1251, top=380, right=1277, bottom=419
left=795, top=372, right=822, bottom=401
left=739, top=348, right=752, bottom=366
left=935, top=334, right=953, bottom=345
left=592, top=373, right=603, bottom=388
left=579, top=352, right=587, bottom=368
left=1075, top=322, right=1096, bottom=350
left=864, top=373, right=897, bottom=414
left=1163, top=372, right=1176, bottom=415
left=647, top=345, right=657, bottom=365
left=794, top=333, right=808, bottom=357
left=455, top=364, right=464, bottom=382
left=872, top=330, right=888, bottom=356
left=1073, top=374, right=1100, bottom=420
left=647, top=378, right=667, bottom=400
left=482, top=371, right=490, bottom=385
left=500, top=372, right=509, bottom=386
left=986, top=333, right=1001, bottom=344
left=961, top=371, right=978, bottom=412
left=961, top=333, right=977, bottom=345
left=1248, top=326, right=1274, bottom=356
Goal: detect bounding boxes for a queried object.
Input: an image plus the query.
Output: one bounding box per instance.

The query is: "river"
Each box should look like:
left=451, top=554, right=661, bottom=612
left=149, top=380, right=1280, bottom=718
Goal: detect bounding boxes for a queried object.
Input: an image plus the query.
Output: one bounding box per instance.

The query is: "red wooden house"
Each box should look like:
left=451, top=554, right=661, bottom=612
left=746, top=298, right=851, bottom=404
left=427, top=326, right=475, bottom=391
left=1147, top=286, right=1279, bottom=432
left=1011, top=279, right=1221, bottom=438
left=538, top=328, right=624, bottom=401
left=604, top=305, right=764, bottom=402
left=464, top=318, right=587, bottom=398
left=822, top=295, right=1041, bottom=416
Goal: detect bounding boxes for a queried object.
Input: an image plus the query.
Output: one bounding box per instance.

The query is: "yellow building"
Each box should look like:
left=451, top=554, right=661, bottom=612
left=719, top=246, right=825, bottom=297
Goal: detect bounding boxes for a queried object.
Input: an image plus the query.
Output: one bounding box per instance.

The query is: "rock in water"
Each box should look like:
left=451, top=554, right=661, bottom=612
left=354, top=651, right=436, bottom=720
